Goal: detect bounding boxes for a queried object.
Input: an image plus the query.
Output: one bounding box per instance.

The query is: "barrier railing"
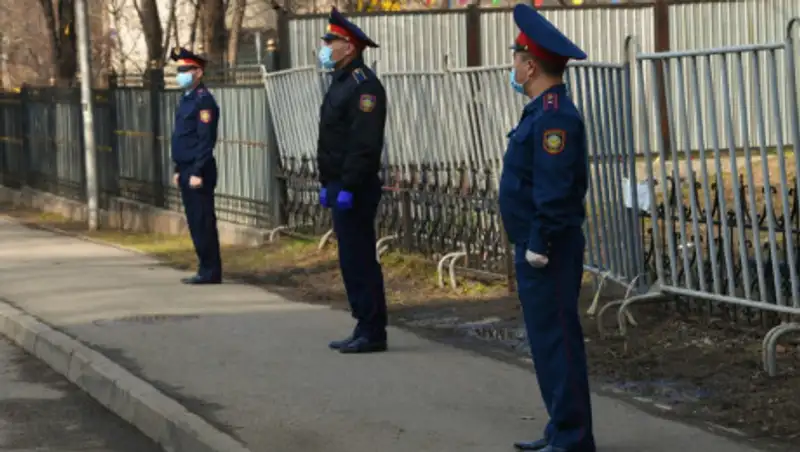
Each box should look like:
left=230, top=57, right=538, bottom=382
left=261, top=53, right=644, bottom=297
left=606, top=20, right=800, bottom=376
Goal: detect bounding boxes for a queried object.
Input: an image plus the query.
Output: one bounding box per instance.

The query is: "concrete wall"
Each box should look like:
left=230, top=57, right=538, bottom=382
left=0, top=185, right=270, bottom=247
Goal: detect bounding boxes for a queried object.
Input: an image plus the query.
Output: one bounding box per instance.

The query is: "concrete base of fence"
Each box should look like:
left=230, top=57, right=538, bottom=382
left=0, top=185, right=269, bottom=247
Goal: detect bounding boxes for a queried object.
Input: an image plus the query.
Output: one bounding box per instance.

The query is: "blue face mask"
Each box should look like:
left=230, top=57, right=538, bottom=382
left=509, top=68, right=526, bottom=95
left=318, top=46, right=336, bottom=70
left=176, top=72, right=194, bottom=89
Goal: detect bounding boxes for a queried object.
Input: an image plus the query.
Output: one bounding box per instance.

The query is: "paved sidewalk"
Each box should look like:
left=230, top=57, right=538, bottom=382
left=0, top=337, right=161, bottom=452
left=0, top=217, right=765, bottom=452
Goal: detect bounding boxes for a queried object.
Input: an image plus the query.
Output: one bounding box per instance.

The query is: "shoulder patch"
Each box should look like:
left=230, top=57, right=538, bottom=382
left=352, top=68, right=368, bottom=84
left=543, top=129, right=566, bottom=154
left=359, top=94, right=376, bottom=112
left=543, top=93, right=559, bottom=111
left=199, top=109, right=213, bottom=124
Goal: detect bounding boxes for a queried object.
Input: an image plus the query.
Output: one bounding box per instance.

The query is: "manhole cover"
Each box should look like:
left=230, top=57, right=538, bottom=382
left=93, top=314, right=200, bottom=326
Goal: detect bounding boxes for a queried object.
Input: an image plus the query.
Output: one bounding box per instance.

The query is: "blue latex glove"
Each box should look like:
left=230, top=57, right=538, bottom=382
left=319, top=187, right=328, bottom=207
left=336, top=190, right=353, bottom=210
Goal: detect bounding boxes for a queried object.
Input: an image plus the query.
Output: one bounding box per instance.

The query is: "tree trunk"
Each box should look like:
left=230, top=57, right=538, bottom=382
left=38, top=0, right=78, bottom=85
left=226, top=0, right=247, bottom=67
left=199, top=0, right=226, bottom=67
left=134, top=0, right=163, bottom=69
left=161, top=0, right=178, bottom=61
left=189, top=0, right=201, bottom=51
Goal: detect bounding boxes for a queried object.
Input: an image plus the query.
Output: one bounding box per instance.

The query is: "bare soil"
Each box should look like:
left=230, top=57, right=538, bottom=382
left=3, top=204, right=799, bottom=449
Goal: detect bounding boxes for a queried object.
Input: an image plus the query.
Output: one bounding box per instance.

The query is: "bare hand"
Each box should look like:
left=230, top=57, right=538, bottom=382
left=189, top=175, right=203, bottom=188
left=173, top=173, right=179, bottom=186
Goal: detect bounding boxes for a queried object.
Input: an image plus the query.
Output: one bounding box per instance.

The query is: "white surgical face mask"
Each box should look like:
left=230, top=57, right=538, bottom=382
left=318, top=46, right=336, bottom=70
left=176, top=72, right=194, bottom=89
left=509, top=68, right=526, bottom=95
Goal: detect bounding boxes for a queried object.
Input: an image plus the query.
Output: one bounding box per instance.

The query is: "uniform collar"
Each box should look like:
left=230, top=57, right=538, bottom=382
left=184, top=82, right=206, bottom=97
left=524, top=83, right=567, bottom=114
left=331, top=56, right=366, bottom=81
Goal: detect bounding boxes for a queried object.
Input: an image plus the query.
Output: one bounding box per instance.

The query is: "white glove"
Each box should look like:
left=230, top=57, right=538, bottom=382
left=525, top=250, right=549, bottom=268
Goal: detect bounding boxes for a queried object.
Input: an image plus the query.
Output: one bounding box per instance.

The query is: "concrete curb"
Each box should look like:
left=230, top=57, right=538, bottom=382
left=0, top=215, right=252, bottom=451
left=0, top=300, right=253, bottom=452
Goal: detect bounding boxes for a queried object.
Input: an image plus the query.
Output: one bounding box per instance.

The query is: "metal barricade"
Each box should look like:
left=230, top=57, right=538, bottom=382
left=261, top=55, right=644, bottom=288
left=612, top=20, right=800, bottom=376
left=261, top=66, right=330, bottom=238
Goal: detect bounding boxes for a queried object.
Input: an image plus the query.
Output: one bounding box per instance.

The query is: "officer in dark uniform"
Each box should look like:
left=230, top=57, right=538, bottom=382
left=170, top=47, right=223, bottom=285
left=316, top=8, right=389, bottom=354
left=497, top=5, right=595, bottom=452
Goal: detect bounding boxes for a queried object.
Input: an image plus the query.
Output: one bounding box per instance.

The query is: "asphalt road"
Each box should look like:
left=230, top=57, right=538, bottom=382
left=0, top=337, right=161, bottom=452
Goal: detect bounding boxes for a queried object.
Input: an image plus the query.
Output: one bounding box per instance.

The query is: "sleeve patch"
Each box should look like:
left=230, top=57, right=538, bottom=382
left=199, top=109, right=212, bottom=124
left=543, top=129, right=566, bottom=154
left=359, top=94, right=376, bottom=113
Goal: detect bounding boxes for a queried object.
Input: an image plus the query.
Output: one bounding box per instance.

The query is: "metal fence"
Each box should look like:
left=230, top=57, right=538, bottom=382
left=282, top=1, right=800, bottom=160
left=285, top=1, right=800, bottom=70
left=0, top=75, right=278, bottom=228
left=261, top=59, right=642, bottom=285
left=1, top=17, right=800, bottom=377
left=613, top=19, right=800, bottom=377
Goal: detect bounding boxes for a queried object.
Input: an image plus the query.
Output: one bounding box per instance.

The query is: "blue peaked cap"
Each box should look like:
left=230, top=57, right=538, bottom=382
left=169, top=46, right=207, bottom=68
left=511, top=4, right=586, bottom=61
left=321, top=7, right=379, bottom=48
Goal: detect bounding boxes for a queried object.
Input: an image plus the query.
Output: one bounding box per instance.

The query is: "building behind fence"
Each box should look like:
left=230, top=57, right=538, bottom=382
left=0, top=1, right=799, bottom=374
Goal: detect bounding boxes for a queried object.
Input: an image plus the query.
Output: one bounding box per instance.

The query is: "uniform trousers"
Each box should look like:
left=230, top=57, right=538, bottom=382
left=514, top=230, right=595, bottom=451
left=329, top=178, right=388, bottom=342
left=178, top=160, right=222, bottom=281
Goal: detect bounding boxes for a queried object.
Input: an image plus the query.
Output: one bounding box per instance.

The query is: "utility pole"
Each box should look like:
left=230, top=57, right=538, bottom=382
left=75, top=0, right=99, bottom=230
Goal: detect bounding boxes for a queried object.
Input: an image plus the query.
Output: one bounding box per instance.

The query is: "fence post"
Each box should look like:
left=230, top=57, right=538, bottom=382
left=654, top=0, right=671, bottom=157
left=19, top=84, right=31, bottom=188
left=275, top=5, right=291, bottom=71
left=268, top=5, right=291, bottom=229
left=264, top=39, right=279, bottom=72
left=107, top=72, right=121, bottom=200
left=465, top=4, right=481, bottom=67
left=145, top=62, right=165, bottom=208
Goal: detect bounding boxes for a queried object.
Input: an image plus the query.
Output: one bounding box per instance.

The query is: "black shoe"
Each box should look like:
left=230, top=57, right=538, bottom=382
left=328, top=336, right=354, bottom=350
left=338, top=336, right=387, bottom=354
left=181, top=275, right=222, bottom=285
left=513, top=438, right=548, bottom=450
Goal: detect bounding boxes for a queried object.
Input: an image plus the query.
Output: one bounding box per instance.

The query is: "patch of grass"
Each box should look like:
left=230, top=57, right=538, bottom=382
left=0, top=204, right=503, bottom=309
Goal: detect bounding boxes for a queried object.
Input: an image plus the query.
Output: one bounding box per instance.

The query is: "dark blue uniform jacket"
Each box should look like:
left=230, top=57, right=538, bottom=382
left=498, top=84, right=588, bottom=255
left=317, top=58, right=387, bottom=192
left=171, top=84, right=220, bottom=176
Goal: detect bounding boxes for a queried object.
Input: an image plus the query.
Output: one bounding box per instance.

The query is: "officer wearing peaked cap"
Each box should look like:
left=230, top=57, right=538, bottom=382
left=316, top=8, right=389, bottom=354
left=498, top=5, right=595, bottom=452
left=169, top=47, right=223, bottom=285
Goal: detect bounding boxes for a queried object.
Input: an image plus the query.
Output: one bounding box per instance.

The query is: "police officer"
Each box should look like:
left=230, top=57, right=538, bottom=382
left=316, top=8, right=389, bottom=354
left=170, top=47, right=223, bottom=285
left=498, top=5, right=595, bottom=452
